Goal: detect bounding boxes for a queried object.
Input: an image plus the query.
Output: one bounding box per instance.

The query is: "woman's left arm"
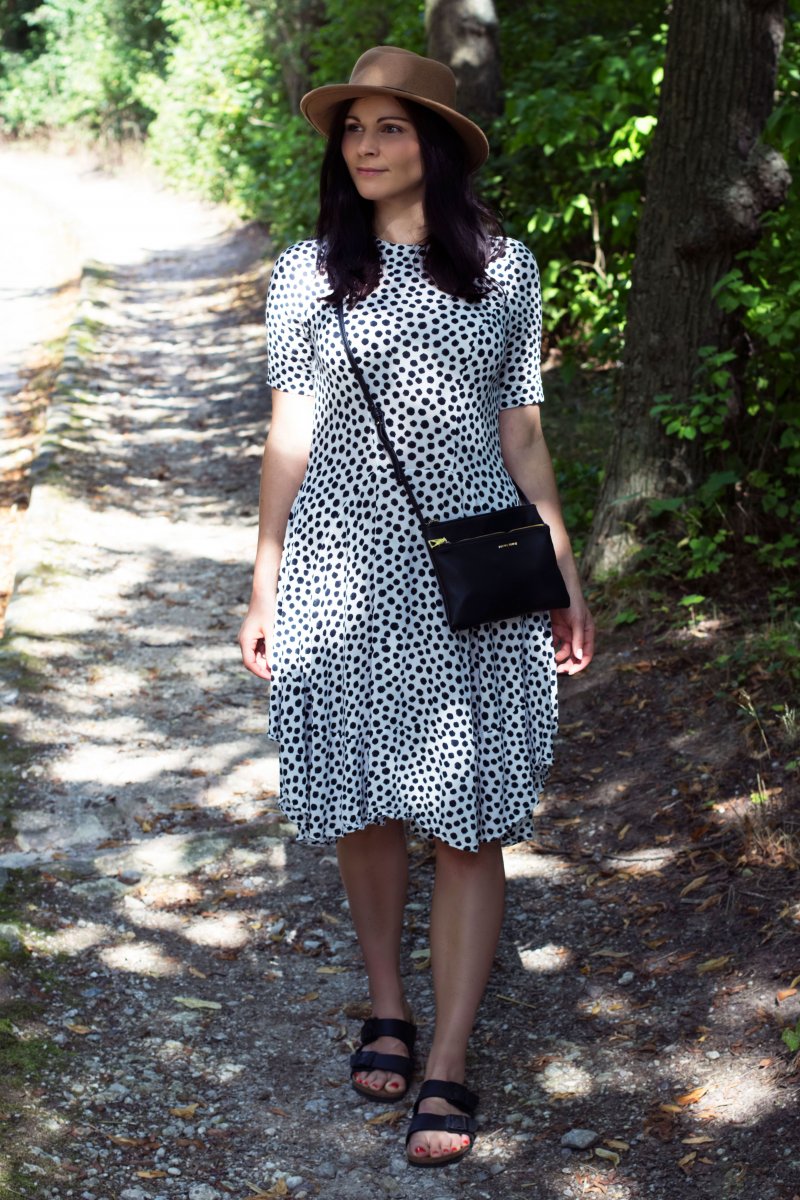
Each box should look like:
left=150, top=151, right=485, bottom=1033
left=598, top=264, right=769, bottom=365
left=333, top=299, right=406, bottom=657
left=499, top=403, right=595, bottom=674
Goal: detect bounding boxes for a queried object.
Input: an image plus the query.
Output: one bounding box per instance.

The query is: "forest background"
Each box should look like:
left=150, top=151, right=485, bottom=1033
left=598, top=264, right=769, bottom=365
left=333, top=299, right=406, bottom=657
left=0, top=0, right=798, bottom=737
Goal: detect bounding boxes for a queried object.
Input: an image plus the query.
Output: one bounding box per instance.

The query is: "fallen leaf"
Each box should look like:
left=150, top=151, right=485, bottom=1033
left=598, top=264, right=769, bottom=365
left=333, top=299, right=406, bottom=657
left=675, top=1086, right=708, bottom=1106
left=776, top=988, right=797, bottom=1003
left=136, top=1170, right=168, bottom=1179
left=173, top=996, right=221, bottom=1010
left=680, top=875, right=709, bottom=898
left=296, top=991, right=319, bottom=1002
left=682, top=1135, right=715, bottom=1145
left=618, top=824, right=631, bottom=840
left=696, top=893, right=723, bottom=912
left=659, top=1103, right=683, bottom=1114
left=697, top=956, right=731, bottom=974
left=316, top=966, right=348, bottom=975
left=188, top=967, right=207, bottom=979
left=604, top=1139, right=630, bottom=1151
left=267, top=1106, right=289, bottom=1117
left=108, top=1135, right=145, bottom=1147
left=677, top=1150, right=697, bottom=1170
left=591, top=949, right=629, bottom=959
left=367, top=1109, right=405, bottom=1126
left=594, top=1147, right=620, bottom=1166
left=170, top=1103, right=200, bottom=1118
left=67, top=1025, right=91, bottom=1035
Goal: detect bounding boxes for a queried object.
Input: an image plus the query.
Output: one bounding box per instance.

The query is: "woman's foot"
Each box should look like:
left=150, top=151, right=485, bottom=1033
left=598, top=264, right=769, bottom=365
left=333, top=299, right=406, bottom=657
left=406, top=1079, right=479, bottom=1166
left=350, top=1015, right=416, bottom=1102
left=352, top=1033, right=411, bottom=1096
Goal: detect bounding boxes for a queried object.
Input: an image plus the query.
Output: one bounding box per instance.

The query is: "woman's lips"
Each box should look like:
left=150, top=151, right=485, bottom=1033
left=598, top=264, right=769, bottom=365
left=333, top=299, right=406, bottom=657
left=357, top=168, right=386, bottom=175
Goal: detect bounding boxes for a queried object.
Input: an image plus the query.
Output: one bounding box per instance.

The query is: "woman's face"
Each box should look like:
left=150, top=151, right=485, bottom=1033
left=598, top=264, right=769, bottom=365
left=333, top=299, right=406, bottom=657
left=341, top=95, right=424, bottom=207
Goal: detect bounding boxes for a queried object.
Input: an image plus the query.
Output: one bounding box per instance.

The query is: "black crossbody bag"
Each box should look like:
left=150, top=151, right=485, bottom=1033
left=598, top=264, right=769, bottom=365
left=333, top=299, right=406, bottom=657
left=336, top=303, right=571, bottom=631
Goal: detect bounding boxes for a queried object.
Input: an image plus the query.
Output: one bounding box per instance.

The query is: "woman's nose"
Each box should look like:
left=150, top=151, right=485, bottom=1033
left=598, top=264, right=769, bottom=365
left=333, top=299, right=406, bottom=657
left=358, top=132, right=379, bottom=156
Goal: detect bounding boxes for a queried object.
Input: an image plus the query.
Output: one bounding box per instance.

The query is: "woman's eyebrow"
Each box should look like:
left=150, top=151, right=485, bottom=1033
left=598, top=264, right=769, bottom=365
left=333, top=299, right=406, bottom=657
left=346, top=112, right=410, bottom=123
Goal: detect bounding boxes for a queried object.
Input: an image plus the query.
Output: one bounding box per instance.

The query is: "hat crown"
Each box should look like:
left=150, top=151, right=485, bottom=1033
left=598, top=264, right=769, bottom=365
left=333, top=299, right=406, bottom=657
left=349, top=46, right=457, bottom=110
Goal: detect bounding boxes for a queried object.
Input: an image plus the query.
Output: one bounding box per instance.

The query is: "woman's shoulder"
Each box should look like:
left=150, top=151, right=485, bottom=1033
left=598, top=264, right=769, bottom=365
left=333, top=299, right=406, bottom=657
left=271, top=238, right=322, bottom=276
left=487, top=236, right=539, bottom=278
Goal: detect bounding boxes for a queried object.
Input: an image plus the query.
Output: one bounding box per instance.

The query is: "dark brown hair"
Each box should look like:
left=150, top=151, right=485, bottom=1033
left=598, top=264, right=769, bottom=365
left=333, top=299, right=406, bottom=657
left=316, top=98, right=503, bottom=306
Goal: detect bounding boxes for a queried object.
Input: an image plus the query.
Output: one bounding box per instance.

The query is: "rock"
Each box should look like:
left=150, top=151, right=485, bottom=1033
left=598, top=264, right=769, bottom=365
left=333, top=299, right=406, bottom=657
left=285, top=1177, right=304, bottom=1191
left=118, top=869, right=142, bottom=885
left=315, top=1163, right=337, bottom=1180
left=618, top=971, right=635, bottom=986
left=561, top=1128, right=600, bottom=1150
left=0, top=923, right=26, bottom=961
left=120, top=1189, right=149, bottom=1200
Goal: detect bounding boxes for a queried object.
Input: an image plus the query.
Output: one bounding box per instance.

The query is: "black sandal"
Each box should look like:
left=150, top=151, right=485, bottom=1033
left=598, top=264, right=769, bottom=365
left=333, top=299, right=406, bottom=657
left=349, top=1017, right=416, bottom=1102
left=405, top=1079, right=479, bottom=1167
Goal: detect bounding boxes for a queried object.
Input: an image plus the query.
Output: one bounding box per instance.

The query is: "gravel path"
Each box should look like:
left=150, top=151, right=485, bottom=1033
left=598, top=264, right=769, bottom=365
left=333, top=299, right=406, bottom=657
left=0, top=154, right=797, bottom=1200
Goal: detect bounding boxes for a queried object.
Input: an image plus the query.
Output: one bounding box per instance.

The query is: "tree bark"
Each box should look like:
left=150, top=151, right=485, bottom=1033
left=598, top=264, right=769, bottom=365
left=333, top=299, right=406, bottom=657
left=271, top=0, right=327, bottom=114
left=584, top=0, right=790, bottom=578
left=425, top=0, right=503, bottom=121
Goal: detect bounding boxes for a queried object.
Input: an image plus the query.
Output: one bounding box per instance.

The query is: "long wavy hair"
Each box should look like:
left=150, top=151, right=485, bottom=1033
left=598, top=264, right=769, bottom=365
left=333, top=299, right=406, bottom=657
left=316, top=97, right=503, bottom=306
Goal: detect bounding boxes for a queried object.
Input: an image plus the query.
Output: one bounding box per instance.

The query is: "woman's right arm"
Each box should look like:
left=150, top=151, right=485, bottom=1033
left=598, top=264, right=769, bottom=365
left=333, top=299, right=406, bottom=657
left=238, top=387, right=314, bottom=679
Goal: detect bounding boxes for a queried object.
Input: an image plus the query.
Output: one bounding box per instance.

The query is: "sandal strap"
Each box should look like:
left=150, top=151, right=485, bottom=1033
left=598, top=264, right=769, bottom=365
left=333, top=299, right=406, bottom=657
left=413, top=1079, right=479, bottom=1116
left=405, top=1111, right=477, bottom=1146
left=350, top=1048, right=414, bottom=1081
left=358, top=1017, right=416, bottom=1053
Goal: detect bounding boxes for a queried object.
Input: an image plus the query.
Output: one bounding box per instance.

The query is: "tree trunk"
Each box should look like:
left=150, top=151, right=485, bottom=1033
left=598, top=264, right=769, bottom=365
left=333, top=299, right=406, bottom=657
left=271, top=0, right=327, bottom=114
left=425, top=0, right=503, bottom=121
left=584, top=0, right=790, bottom=579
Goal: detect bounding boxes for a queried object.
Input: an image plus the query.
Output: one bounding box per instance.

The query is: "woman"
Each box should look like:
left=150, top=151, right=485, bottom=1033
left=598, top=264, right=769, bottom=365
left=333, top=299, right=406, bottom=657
left=239, top=45, right=594, bottom=1168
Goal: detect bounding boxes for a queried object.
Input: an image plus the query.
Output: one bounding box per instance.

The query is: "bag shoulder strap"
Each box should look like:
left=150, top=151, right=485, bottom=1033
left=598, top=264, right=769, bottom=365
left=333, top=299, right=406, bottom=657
left=335, top=302, right=429, bottom=533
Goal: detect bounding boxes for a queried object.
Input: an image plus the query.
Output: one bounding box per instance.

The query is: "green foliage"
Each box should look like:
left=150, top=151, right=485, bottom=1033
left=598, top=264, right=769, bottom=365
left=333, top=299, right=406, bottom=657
left=0, top=0, right=166, bottom=137
left=783, top=1019, right=800, bottom=1054
left=145, top=0, right=288, bottom=222
left=491, top=2, right=666, bottom=366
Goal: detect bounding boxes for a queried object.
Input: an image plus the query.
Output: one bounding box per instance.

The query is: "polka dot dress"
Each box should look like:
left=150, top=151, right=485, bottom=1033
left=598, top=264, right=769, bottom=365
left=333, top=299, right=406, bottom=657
left=265, top=236, right=558, bottom=851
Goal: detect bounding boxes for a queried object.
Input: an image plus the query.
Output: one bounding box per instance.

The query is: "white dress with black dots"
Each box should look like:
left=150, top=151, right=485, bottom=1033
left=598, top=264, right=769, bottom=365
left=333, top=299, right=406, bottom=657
left=264, top=236, right=558, bottom=851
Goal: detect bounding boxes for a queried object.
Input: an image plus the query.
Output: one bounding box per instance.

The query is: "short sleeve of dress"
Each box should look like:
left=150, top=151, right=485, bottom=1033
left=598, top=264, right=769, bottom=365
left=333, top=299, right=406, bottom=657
left=491, top=239, right=545, bottom=410
left=266, top=241, right=318, bottom=394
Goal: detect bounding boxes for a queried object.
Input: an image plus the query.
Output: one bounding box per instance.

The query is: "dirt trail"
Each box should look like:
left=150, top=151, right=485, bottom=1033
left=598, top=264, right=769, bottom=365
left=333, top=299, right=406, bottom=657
left=0, top=154, right=798, bottom=1200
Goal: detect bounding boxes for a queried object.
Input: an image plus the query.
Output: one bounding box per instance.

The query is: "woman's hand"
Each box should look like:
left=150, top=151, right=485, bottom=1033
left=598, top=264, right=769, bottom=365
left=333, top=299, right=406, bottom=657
left=551, top=599, right=595, bottom=675
left=238, top=602, right=275, bottom=681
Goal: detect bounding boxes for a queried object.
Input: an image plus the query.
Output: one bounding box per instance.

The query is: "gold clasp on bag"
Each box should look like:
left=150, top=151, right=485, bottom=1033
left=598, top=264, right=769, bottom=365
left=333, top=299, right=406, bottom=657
left=428, top=537, right=449, bottom=548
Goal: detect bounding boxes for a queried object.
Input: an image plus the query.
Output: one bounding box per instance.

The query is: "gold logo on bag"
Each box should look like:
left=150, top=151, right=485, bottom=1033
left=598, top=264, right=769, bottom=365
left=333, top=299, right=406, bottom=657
left=498, top=541, right=518, bottom=549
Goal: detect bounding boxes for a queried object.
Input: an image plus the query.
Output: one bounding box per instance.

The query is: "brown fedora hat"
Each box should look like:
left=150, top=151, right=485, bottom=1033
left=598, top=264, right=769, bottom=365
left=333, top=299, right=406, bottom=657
left=300, top=45, right=490, bottom=172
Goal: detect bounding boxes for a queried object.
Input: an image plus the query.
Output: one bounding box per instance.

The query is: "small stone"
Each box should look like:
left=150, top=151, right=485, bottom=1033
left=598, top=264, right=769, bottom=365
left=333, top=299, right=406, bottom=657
left=488, top=1161, right=506, bottom=1175
left=618, top=971, right=635, bottom=986
left=120, top=1190, right=149, bottom=1200
left=0, top=923, right=24, bottom=958
left=705, top=1049, right=721, bottom=1059
left=188, top=1186, right=220, bottom=1200
left=315, top=1163, right=337, bottom=1180
left=561, top=1128, right=599, bottom=1150
left=118, top=870, right=142, bottom=885
left=285, top=1177, right=304, bottom=1191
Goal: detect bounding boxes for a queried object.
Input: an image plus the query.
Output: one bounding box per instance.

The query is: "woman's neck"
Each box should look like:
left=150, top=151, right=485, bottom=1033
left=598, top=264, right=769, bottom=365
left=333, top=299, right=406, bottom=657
left=373, top=199, right=427, bottom=246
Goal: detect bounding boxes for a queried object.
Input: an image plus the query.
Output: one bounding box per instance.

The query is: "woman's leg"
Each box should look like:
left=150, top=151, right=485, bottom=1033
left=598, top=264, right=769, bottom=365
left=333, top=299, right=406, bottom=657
left=408, top=837, right=505, bottom=1160
left=337, top=819, right=411, bottom=1095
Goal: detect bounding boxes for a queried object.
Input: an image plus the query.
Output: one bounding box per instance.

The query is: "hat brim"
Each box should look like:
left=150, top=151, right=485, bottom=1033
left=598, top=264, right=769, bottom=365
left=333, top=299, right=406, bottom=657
left=299, top=84, right=490, bottom=172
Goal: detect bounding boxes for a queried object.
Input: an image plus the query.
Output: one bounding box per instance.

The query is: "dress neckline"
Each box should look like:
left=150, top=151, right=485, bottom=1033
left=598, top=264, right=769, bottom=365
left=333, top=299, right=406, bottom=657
left=375, top=236, right=425, bottom=249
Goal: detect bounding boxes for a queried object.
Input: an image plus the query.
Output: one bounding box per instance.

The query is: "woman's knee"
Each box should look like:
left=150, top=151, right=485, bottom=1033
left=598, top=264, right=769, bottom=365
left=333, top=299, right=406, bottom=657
left=433, top=837, right=503, bottom=876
